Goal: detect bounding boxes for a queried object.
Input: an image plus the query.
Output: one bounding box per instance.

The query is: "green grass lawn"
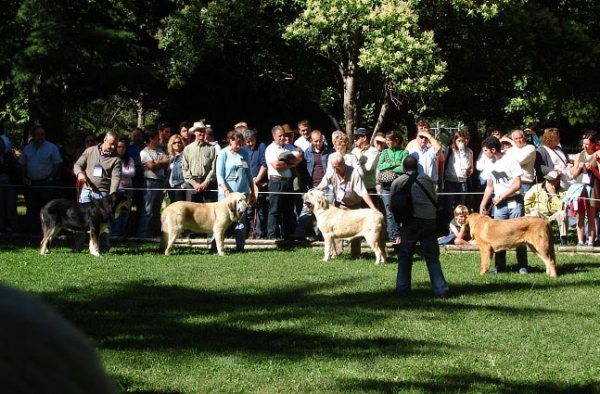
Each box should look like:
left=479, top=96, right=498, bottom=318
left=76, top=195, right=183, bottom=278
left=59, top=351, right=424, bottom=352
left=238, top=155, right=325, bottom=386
left=1, top=238, right=599, bottom=393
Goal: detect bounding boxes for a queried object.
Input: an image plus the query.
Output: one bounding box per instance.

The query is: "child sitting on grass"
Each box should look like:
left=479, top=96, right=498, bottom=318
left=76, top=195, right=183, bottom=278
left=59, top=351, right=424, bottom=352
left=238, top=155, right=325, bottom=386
left=438, top=205, right=476, bottom=246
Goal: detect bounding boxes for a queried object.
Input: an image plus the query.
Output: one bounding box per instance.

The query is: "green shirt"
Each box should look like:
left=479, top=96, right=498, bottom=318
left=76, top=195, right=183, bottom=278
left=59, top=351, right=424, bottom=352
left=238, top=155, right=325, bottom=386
left=377, top=147, right=408, bottom=175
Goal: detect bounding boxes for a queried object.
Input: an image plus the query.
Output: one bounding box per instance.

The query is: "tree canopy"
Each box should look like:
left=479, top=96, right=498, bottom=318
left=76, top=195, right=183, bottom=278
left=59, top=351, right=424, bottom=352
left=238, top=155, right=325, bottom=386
left=1, top=0, right=600, bottom=144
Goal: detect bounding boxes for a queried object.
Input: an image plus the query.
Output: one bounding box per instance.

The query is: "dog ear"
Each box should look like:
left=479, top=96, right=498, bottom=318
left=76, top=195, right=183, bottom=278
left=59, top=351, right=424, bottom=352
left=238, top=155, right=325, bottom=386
left=317, top=194, right=329, bottom=209
left=227, top=194, right=239, bottom=221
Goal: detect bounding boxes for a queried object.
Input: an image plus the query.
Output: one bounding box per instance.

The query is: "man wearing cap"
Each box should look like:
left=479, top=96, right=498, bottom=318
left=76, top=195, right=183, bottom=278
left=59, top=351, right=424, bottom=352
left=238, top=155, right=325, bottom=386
left=183, top=120, right=218, bottom=203
left=265, top=125, right=302, bottom=239
left=524, top=170, right=569, bottom=245
left=351, top=128, right=380, bottom=199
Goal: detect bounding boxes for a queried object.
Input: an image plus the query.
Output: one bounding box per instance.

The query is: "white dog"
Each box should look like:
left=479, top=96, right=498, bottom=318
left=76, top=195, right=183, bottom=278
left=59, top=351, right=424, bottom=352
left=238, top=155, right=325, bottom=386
left=303, top=189, right=387, bottom=264
left=160, top=192, right=248, bottom=256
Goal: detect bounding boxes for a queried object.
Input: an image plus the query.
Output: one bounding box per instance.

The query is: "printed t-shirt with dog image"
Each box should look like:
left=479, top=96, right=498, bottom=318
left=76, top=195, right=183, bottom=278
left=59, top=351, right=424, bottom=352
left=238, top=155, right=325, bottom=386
left=485, top=154, right=523, bottom=198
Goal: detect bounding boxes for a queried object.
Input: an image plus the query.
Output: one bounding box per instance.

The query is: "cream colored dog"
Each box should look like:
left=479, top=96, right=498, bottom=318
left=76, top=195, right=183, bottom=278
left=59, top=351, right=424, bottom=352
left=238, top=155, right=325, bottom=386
left=160, top=192, right=248, bottom=256
left=303, top=189, right=387, bottom=264
left=467, top=213, right=557, bottom=277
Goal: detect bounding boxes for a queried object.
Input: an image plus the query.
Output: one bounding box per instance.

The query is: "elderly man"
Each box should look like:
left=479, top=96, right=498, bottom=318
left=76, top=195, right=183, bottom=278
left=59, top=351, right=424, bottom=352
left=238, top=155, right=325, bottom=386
left=524, top=170, right=569, bottom=246
left=317, top=152, right=378, bottom=257
left=183, top=120, right=217, bottom=203
left=74, top=131, right=122, bottom=250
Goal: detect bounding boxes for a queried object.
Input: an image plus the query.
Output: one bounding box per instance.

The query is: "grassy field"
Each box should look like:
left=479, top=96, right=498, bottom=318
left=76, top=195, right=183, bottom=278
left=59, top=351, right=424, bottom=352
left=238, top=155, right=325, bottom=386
left=1, top=238, right=599, bottom=393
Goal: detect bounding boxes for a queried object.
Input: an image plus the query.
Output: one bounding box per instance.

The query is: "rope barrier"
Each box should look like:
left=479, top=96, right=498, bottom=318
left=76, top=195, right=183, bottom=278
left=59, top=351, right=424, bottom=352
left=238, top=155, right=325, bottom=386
left=5, top=182, right=600, bottom=202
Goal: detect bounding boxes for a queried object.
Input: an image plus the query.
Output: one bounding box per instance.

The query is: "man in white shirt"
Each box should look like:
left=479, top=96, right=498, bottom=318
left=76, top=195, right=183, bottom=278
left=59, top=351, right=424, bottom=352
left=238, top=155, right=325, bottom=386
left=351, top=128, right=380, bottom=195
left=294, top=120, right=312, bottom=151
left=479, top=136, right=529, bottom=274
left=266, top=125, right=302, bottom=239
left=502, top=129, right=536, bottom=193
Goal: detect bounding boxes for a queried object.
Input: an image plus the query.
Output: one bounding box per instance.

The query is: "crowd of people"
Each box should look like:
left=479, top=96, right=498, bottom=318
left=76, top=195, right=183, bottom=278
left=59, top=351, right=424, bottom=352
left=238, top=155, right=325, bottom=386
left=2, top=120, right=599, bottom=263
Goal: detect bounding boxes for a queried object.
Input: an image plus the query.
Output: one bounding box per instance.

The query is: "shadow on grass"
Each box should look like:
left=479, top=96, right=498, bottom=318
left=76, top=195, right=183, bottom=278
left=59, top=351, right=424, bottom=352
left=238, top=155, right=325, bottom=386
left=337, top=373, right=600, bottom=394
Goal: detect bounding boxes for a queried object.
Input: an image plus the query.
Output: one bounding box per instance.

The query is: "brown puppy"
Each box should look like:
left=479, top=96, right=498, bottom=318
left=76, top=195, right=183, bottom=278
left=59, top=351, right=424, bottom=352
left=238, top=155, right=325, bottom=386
left=467, top=213, right=557, bottom=277
left=303, top=189, right=387, bottom=264
left=160, top=192, right=248, bottom=256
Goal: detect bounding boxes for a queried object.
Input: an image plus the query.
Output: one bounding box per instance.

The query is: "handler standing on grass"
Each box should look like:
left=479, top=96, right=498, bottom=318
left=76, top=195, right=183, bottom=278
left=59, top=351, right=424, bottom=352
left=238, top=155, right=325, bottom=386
left=74, top=131, right=122, bottom=252
left=391, top=156, right=450, bottom=298
left=479, top=136, right=529, bottom=274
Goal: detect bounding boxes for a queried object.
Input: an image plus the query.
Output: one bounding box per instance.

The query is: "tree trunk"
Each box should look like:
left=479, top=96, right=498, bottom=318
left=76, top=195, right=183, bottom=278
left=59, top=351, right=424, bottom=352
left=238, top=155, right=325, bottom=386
left=342, top=59, right=358, bottom=136
left=135, top=99, right=145, bottom=128
left=372, top=100, right=390, bottom=141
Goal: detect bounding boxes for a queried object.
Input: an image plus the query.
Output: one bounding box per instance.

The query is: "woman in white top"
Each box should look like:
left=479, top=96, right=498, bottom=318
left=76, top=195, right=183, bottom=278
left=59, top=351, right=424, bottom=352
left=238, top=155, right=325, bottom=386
left=443, top=130, right=473, bottom=218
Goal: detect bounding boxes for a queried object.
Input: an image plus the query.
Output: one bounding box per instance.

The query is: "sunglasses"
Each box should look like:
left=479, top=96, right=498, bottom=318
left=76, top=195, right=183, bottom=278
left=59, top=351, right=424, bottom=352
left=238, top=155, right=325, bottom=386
left=172, top=141, right=183, bottom=145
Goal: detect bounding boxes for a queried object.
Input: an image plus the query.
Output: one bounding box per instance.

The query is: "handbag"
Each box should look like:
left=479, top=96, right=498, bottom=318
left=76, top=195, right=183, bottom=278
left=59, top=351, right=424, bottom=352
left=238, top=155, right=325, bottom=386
left=377, top=150, right=399, bottom=183
left=377, top=170, right=399, bottom=184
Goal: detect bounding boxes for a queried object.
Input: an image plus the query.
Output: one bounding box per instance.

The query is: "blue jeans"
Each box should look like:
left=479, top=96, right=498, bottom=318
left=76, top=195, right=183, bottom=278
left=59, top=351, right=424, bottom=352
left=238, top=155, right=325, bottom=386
left=138, top=178, right=165, bottom=238
left=380, top=188, right=400, bottom=241
left=77, top=189, right=110, bottom=252
left=493, top=198, right=528, bottom=271
left=396, top=218, right=450, bottom=297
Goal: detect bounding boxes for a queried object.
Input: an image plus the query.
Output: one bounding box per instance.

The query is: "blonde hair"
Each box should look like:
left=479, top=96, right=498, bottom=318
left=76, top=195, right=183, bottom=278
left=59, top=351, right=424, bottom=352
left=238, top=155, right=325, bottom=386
left=332, top=130, right=351, bottom=154
left=167, top=134, right=185, bottom=156
left=453, top=204, right=469, bottom=217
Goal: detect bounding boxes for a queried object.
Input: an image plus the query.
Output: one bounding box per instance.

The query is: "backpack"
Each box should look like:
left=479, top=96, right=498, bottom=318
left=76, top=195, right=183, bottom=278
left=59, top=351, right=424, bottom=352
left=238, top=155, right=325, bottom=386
left=390, top=172, right=419, bottom=224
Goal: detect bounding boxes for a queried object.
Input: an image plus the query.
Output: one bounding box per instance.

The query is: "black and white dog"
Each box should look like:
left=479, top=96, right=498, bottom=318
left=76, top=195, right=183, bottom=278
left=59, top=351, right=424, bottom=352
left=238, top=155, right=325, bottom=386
left=40, top=192, right=131, bottom=256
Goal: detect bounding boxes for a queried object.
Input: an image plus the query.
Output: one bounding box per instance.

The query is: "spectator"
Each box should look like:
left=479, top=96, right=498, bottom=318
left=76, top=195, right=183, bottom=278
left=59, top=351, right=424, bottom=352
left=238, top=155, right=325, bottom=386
left=74, top=131, right=122, bottom=251
left=166, top=134, right=187, bottom=204
left=443, top=130, right=474, bottom=222
left=57, top=127, right=79, bottom=200
left=213, top=131, right=255, bottom=252
left=0, top=138, right=18, bottom=231
left=317, top=151, right=378, bottom=257
left=408, top=124, right=443, bottom=187
left=0, top=123, right=12, bottom=153
left=377, top=130, right=408, bottom=244
left=352, top=127, right=381, bottom=199
left=138, top=129, right=169, bottom=238
left=568, top=130, right=600, bottom=246
left=391, top=156, right=451, bottom=298
left=524, top=170, right=568, bottom=246
left=18, top=126, right=63, bottom=234
left=265, top=125, right=302, bottom=239
left=502, top=129, right=536, bottom=193
left=110, top=136, right=135, bottom=237
left=242, top=129, right=268, bottom=239
left=284, top=126, right=306, bottom=220
left=157, top=122, right=172, bottom=152
left=331, top=130, right=360, bottom=169
left=178, top=121, right=192, bottom=145
left=205, top=127, right=222, bottom=154
left=294, top=119, right=312, bottom=151
left=128, top=127, right=146, bottom=234
left=294, top=129, right=334, bottom=240
left=479, top=136, right=528, bottom=274
left=182, top=120, right=217, bottom=203
left=534, top=127, right=573, bottom=189
left=438, top=205, right=475, bottom=246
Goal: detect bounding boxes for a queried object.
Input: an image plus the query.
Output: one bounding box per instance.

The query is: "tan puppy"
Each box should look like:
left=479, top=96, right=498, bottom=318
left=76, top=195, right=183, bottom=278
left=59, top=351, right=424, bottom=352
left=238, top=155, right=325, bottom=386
left=303, top=189, right=387, bottom=264
left=467, top=213, right=557, bottom=277
left=160, top=192, right=248, bottom=256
